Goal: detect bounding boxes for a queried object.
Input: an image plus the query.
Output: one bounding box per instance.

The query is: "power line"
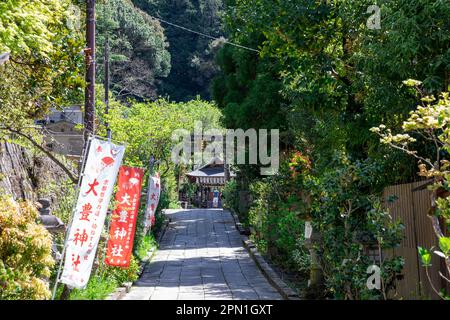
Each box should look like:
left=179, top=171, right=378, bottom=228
left=149, top=15, right=260, bottom=53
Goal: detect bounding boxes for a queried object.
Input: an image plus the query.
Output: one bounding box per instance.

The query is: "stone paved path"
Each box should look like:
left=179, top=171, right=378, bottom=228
left=122, top=209, right=282, bottom=300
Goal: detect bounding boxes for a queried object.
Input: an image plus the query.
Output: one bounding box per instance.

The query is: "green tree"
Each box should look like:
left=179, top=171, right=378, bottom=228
left=99, top=96, right=222, bottom=168
left=0, top=0, right=84, bottom=183
left=133, top=0, right=224, bottom=101
left=96, top=0, right=171, bottom=100
left=216, top=0, right=449, bottom=178
left=0, top=0, right=84, bottom=129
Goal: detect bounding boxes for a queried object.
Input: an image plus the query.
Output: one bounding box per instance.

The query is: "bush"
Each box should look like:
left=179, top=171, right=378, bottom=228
left=247, top=157, right=307, bottom=271
left=222, top=180, right=239, bottom=213
left=102, top=256, right=140, bottom=285
left=291, top=239, right=311, bottom=275
left=0, top=195, right=55, bottom=300
left=306, top=155, right=404, bottom=299
left=243, top=151, right=405, bottom=299
left=69, top=275, right=117, bottom=300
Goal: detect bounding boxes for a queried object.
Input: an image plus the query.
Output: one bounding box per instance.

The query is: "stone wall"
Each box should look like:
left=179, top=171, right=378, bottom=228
left=0, top=142, right=71, bottom=201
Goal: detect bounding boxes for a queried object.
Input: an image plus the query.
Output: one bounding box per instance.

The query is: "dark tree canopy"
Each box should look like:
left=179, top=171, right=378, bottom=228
left=132, top=0, right=224, bottom=101
left=214, top=0, right=450, bottom=183
left=96, top=0, right=171, bottom=100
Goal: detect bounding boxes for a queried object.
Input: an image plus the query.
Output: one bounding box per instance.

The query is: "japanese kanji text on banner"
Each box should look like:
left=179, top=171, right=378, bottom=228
left=105, top=166, right=144, bottom=267
left=144, top=172, right=161, bottom=231
left=60, top=138, right=125, bottom=289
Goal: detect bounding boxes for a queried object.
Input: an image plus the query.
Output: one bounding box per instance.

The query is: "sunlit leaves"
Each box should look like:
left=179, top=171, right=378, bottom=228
left=372, top=92, right=450, bottom=175
left=0, top=0, right=84, bottom=130
left=439, top=237, right=450, bottom=257
left=98, top=96, right=222, bottom=168
left=0, top=196, right=54, bottom=300
left=418, top=246, right=432, bottom=267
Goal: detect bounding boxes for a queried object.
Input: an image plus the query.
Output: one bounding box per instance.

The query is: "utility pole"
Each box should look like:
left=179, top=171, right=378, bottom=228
left=55, top=1, right=97, bottom=301
left=84, top=0, right=96, bottom=140
left=58, top=0, right=97, bottom=300
left=104, top=36, right=111, bottom=140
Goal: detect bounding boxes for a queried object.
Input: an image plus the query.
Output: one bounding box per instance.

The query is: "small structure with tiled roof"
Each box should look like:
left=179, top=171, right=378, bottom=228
left=184, top=157, right=235, bottom=208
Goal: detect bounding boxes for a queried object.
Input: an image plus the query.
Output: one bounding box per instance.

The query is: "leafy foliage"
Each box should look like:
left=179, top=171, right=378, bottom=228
left=0, top=196, right=55, bottom=300
left=222, top=179, right=239, bottom=213
left=374, top=87, right=450, bottom=299
left=306, top=155, right=404, bottom=299
left=215, top=0, right=449, bottom=177
left=96, top=0, right=171, bottom=100
left=133, top=0, right=224, bottom=100
left=99, top=95, right=222, bottom=168
left=68, top=274, right=118, bottom=300
left=214, top=0, right=449, bottom=300
left=100, top=96, right=221, bottom=207
left=0, top=0, right=84, bottom=129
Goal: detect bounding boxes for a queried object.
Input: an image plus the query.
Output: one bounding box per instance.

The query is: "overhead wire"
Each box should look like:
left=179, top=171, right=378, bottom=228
left=148, top=15, right=261, bottom=53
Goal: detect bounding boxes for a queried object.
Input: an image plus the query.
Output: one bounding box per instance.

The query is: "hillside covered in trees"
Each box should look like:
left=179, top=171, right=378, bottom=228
left=133, top=0, right=224, bottom=101
left=96, top=0, right=224, bottom=101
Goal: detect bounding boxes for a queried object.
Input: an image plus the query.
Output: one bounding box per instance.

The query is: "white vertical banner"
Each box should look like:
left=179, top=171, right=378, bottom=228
left=60, top=138, right=125, bottom=289
left=144, top=172, right=161, bottom=232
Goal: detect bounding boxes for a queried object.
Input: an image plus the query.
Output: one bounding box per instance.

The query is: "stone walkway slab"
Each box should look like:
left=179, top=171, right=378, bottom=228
left=121, top=209, right=282, bottom=300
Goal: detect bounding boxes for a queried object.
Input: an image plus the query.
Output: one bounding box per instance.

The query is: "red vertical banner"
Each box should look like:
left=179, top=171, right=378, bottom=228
left=105, top=166, right=144, bottom=267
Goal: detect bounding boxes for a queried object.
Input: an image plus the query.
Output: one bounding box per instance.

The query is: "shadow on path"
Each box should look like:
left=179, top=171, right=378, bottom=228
left=122, top=209, right=282, bottom=300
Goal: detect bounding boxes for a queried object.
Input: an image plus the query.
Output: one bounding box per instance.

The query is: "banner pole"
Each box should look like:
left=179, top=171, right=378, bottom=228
left=143, top=155, right=155, bottom=235
left=97, top=209, right=112, bottom=275
left=51, top=136, right=93, bottom=300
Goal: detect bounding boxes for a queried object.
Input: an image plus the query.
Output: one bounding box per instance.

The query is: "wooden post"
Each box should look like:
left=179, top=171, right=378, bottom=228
left=58, top=0, right=96, bottom=299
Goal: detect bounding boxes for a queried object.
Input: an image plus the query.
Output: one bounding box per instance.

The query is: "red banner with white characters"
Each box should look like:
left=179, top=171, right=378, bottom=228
left=60, top=138, right=125, bottom=289
left=105, top=166, right=144, bottom=267
left=144, top=172, right=161, bottom=232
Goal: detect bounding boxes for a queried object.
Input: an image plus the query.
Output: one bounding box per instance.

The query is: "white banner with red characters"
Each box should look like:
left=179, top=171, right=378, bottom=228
left=60, top=138, right=125, bottom=289
left=105, top=166, right=144, bottom=267
left=144, top=172, right=161, bottom=232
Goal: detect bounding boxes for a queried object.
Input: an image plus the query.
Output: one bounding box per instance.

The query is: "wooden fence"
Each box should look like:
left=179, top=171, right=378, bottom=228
left=383, top=181, right=449, bottom=299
